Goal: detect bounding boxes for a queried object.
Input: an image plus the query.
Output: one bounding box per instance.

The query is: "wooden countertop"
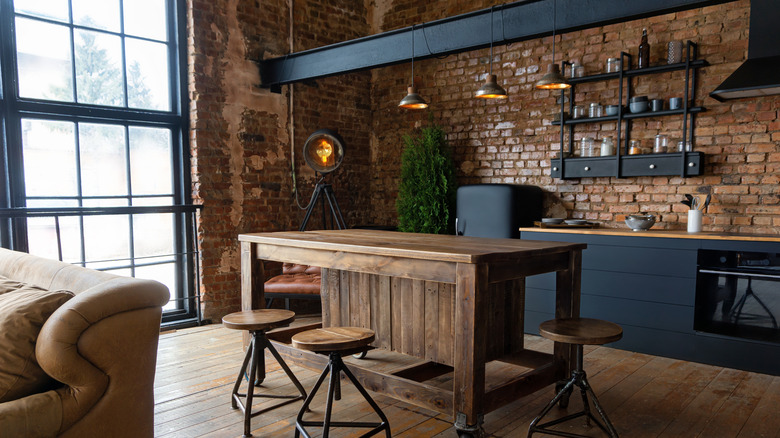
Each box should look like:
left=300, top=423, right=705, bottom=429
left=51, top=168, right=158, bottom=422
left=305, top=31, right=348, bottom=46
left=519, top=227, right=780, bottom=242
left=240, top=229, right=587, bottom=264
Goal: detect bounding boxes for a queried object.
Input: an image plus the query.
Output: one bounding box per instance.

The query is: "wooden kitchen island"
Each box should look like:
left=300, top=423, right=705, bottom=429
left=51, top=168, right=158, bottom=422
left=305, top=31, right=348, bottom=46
left=238, top=229, right=586, bottom=436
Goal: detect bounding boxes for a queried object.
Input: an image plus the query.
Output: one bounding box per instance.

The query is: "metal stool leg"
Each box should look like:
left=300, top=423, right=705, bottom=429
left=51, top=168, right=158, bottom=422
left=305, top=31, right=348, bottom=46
left=295, top=352, right=390, bottom=438
left=528, top=345, right=619, bottom=438
left=229, top=331, right=307, bottom=437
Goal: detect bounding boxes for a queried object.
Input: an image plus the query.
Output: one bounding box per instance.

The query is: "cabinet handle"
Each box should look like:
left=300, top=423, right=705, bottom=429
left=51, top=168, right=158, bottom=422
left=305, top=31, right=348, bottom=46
left=553, top=166, right=559, bottom=171
left=688, top=162, right=696, bottom=167
left=584, top=166, right=590, bottom=171
left=649, top=164, right=656, bottom=169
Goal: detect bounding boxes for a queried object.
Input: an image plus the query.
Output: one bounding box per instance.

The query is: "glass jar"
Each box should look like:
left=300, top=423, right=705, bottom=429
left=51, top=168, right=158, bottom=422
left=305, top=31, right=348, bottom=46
left=606, top=57, right=621, bottom=73
left=572, top=105, right=586, bottom=119
left=571, top=63, right=584, bottom=78
left=589, top=103, right=603, bottom=118
left=600, top=137, right=614, bottom=156
left=629, top=139, right=642, bottom=155
left=581, top=137, right=596, bottom=157
left=654, top=134, right=668, bottom=153
left=677, top=140, right=692, bottom=152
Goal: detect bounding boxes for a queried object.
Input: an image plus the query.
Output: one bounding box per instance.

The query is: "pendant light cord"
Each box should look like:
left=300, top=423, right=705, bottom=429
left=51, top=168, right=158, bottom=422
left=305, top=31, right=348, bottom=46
left=489, top=6, right=494, bottom=76
left=551, top=0, right=556, bottom=65
left=411, top=24, right=415, bottom=86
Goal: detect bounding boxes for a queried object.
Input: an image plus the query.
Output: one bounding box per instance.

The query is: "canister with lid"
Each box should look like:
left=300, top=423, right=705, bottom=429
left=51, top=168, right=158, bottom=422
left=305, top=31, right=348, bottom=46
left=606, top=57, right=621, bottom=73
left=581, top=137, right=596, bottom=157
left=600, top=137, right=614, bottom=156
left=589, top=103, right=603, bottom=118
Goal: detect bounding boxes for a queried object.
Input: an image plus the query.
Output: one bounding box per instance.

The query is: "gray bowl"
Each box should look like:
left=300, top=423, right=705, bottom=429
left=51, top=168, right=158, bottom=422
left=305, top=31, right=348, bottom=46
left=605, top=105, right=620, bottom=116
left=625, top=214, right=656, bottom=231
left=629, top=101, right=649, bottom=113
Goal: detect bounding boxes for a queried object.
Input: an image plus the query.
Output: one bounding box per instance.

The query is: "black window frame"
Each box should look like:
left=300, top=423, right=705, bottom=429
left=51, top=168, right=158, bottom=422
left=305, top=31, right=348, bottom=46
left=0, top=0, right=198, bottom=326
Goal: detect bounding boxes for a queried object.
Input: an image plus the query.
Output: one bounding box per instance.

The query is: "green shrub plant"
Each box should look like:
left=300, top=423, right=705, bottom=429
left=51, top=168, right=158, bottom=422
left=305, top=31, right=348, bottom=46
left=396, top=123, right=457, bottom=234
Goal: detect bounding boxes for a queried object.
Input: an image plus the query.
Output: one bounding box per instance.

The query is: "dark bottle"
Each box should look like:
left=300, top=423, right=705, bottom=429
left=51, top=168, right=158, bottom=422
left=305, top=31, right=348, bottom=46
left=638, top=28, right=650, bottom=69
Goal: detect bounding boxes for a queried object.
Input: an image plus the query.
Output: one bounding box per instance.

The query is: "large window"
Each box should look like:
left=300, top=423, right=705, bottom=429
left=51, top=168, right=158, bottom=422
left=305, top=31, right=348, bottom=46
left=0, top=0, right=197, bottom=325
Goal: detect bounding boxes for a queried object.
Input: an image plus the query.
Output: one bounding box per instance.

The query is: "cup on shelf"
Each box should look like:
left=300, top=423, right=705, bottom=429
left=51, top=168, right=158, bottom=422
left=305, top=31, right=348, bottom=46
left=669, top=97, right=683, bottom=110
left=651, top=99, right=664, bottom=112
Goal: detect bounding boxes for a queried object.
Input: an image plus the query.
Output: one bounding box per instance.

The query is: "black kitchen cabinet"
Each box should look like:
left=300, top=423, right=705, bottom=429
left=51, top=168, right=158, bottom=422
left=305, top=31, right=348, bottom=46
left=520, top=229, right=780, bottom=376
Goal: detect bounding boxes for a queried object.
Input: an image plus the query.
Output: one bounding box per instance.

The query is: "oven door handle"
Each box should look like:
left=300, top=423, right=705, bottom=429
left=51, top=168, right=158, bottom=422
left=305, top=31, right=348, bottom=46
left=698, top=268, right=780, bottom=280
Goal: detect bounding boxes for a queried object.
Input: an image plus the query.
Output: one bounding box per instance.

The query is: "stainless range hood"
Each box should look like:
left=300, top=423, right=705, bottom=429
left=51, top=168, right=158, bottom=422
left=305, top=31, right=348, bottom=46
left=710, top=0, right=780, bottom=101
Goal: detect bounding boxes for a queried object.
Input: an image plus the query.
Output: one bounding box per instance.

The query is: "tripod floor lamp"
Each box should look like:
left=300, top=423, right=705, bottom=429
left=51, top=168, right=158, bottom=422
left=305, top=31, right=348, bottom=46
left=299, top=129, right=347, bottom=231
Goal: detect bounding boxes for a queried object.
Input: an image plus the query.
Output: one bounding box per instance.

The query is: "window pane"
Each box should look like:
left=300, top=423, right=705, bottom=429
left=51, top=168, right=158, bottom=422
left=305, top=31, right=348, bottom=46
left=129, top=127, right=172, bottom=195
left=125, top=38, right=169, bottom=111
left=123, top=0, right=167, bottom=41
left=26, top=199, right=83, bottom=264
left=74, top=30, right=124, bottom=106
left=72, top=0, right=121, bottom=32
left=82, top=199, right=130, bottom=267
left=22, top=119, right=78, bottom=196
left=79, top=123, right=127, bottom=196
left=15, top=18, right=74, bottom=101
left=135, top=263, right=175, bottom=309
left=133, top=212, right=174, bottom=258
left=14, top=0, right=69, bottom=23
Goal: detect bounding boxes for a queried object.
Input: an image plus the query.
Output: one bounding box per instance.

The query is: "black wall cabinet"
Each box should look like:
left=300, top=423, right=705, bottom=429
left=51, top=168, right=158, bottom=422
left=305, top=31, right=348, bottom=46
left=551, top=41, right=707, bottom=179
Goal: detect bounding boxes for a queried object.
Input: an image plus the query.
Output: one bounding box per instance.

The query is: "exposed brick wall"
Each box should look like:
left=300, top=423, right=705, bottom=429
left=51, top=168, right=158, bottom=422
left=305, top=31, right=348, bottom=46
left=189, top=0, right=371, bottom=321
left=369, top=0, right=779, bottom=234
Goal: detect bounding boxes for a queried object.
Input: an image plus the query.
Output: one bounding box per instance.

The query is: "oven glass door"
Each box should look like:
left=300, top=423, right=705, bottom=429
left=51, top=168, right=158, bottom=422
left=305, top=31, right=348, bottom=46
left=695, top=268, right=780, bottom=343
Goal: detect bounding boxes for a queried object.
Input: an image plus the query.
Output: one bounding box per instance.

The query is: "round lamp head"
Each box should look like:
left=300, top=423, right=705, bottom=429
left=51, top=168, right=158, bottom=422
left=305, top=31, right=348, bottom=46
left=303, top=129, right=345, bottom=174
left=399, top=86, right=428, bottom=109
left=536, top=64, right=571, bottom=90
left=475, top=74, right=508, bottom=99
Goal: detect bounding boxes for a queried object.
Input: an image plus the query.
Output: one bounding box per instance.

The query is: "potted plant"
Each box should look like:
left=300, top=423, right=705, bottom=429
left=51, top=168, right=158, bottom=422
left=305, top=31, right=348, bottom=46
left=396, top=123, right=457, bottom=234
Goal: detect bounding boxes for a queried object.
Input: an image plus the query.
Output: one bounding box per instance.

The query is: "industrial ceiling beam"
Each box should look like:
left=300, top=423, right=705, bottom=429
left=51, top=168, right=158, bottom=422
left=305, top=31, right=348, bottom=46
left=259, top=0, right=735, bottom=90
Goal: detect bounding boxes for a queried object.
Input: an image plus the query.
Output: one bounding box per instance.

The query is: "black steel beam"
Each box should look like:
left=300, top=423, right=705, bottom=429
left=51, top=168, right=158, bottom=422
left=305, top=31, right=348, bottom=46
left=259, top=0, right=735, bottom=89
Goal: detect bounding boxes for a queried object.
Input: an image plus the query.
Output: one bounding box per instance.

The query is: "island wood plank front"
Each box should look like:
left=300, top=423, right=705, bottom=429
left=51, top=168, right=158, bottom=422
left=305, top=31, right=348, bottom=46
left=238, top=229, right=586, bottom=435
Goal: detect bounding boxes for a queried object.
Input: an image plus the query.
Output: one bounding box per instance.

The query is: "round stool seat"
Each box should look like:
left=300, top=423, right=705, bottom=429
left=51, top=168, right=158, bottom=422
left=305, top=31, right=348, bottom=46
left=539, top=318, right=622, bottom=345
left=292, top=327, right=375, bottom=352
left=222, top=309, right=295, bottom=332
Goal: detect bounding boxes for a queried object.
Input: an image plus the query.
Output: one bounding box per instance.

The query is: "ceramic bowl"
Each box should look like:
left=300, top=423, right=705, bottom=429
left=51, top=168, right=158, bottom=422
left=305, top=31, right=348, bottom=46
left=629, top=101, right=649, bottom=113
left=625, top=214, right=656, bottom=231
left=605, top=105, right=620, bottom=116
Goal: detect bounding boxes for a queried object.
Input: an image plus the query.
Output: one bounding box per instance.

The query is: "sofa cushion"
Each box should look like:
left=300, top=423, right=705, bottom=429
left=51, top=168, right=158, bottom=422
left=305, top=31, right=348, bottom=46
left=0, top=276, right=34, bottom=296
left=0, top=283, right=74, bottom=403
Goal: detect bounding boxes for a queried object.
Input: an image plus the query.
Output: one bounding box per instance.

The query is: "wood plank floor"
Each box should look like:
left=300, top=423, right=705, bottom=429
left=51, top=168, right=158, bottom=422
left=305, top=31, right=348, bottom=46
left=154, top=321, right=780, bottom=437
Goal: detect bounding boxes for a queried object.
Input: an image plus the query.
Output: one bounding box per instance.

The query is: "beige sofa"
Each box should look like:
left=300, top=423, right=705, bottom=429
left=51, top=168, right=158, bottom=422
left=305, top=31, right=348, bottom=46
left=0, top=248, right=169, bottom=437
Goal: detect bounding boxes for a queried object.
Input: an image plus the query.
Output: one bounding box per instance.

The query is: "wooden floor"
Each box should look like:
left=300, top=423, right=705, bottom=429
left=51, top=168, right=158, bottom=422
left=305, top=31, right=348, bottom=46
left=155, top=320, right=780, bottom=437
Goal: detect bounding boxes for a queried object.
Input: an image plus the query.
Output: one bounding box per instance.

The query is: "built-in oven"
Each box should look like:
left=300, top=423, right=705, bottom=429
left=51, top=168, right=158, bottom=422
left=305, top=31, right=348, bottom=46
left=695, top=249, right=780, bottom=343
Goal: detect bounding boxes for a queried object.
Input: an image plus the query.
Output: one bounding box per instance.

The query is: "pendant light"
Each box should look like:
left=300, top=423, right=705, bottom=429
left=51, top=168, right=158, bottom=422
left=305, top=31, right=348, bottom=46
left=475, top=6, right=508, bottom=99
left=399, top=24, right=428, bottom=109
left=536, top=0, right=570, bottom=90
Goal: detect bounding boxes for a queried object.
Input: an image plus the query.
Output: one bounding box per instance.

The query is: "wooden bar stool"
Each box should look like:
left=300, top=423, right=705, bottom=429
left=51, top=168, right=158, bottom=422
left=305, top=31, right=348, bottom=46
left=291, top=327, right=390, bottom=438
left=222, top=309, right=307, bottom=437
left=528, top=318, right=623, bottom=438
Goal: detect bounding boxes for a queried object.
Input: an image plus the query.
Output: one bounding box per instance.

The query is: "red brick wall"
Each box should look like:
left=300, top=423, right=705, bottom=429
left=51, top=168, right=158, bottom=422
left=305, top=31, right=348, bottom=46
left=368, top=0, right=779, bottom=234
left=189, top=0, right=371, bottom=321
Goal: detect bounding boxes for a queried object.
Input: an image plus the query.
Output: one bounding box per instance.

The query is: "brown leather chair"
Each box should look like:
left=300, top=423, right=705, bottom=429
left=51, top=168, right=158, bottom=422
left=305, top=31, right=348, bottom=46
left=263, top=263, right=321, bottom=309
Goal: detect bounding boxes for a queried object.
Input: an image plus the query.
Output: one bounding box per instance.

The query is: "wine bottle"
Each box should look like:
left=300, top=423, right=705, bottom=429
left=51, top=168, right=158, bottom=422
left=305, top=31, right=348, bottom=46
left=638, top=28, right=650, bottom=69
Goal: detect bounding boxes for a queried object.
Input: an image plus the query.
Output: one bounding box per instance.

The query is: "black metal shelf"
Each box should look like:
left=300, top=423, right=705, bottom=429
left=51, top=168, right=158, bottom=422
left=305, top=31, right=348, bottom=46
left=554, top=41, right=705, bottom=179
left=552, top=107, right=705, bottom=126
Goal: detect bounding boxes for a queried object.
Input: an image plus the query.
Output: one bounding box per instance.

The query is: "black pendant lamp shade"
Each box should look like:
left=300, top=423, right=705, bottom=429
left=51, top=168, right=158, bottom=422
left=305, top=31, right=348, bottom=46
left=475, top=6, right=507, bottom=99
left=399, top=25, right=428, bottom=109
left=535, top=0, right=570, bottom=90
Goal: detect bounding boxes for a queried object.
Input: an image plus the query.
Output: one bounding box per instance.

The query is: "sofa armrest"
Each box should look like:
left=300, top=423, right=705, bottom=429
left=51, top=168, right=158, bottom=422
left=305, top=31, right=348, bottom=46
left=35, top=277, right=169, bottom=435
left=0, top=390, right=62, bottom=437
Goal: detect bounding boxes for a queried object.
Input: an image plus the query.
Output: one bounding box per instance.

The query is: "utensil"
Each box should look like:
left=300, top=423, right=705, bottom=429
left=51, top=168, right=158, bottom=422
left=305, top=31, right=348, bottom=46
left=702, top=194, right=711, bottom=211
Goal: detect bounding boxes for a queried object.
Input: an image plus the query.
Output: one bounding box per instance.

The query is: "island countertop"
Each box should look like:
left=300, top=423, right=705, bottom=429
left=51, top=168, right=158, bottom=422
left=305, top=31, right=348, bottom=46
left=518, top=227, right=780, bottom=243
